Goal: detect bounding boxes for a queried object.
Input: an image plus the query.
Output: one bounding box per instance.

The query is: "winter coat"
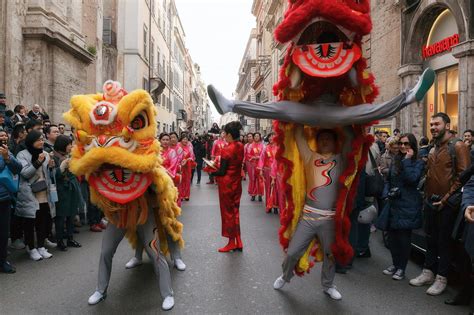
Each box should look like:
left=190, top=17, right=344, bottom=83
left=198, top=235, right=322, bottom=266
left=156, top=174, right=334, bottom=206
left=53, top=153, right=83, bottom=217
left=379, top=151, right=396, bottom=179
left=463, top=175, right=474, bottom=257
left=387, top=157, right=425, bottom=230
left=15, top=149, right=56, bottom=218
left=0, top=152, right=22, bottom=201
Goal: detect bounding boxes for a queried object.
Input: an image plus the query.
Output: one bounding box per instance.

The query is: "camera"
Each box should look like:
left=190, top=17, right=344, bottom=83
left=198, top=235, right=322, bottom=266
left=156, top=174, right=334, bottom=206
left=0, top=139, right=7, bottom=147
left=426, top=194, right=442, bottom=211
left=430, top=194, right=442, bottom=203
left=387, top=187, right=401, bottom=199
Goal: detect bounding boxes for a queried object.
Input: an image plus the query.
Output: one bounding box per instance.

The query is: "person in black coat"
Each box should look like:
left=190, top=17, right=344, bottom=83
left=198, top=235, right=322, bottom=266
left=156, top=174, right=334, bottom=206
left=191, top=135, right=206, bottom=184
left=382, top=133, right=424, bottom=280
left=445, top=166, right=474, bottom=308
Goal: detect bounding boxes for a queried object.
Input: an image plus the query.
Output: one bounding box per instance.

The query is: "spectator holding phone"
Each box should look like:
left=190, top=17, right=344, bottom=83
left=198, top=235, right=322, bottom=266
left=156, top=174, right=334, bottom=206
left=15, top=130, right=56, bottom=261
left=0, top=129, right=22, bottom=273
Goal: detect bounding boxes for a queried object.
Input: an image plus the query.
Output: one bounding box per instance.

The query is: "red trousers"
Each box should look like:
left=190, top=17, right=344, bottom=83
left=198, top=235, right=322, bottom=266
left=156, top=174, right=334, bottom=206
left=218, top=176, right=242, bottom=238
left=263, top=168, right=278, bottom=211
left=179, top=164, right=192, bottom=200
left=249, top=162, right=264, bottom=196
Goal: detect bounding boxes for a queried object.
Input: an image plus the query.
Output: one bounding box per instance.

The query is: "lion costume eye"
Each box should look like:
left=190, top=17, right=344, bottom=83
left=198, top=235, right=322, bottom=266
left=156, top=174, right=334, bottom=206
left=130, top=111, right=148, bottom=130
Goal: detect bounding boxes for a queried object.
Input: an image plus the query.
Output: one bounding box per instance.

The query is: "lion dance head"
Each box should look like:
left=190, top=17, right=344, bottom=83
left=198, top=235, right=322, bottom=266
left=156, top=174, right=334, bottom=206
left=64, top=81, right=183, bottom=251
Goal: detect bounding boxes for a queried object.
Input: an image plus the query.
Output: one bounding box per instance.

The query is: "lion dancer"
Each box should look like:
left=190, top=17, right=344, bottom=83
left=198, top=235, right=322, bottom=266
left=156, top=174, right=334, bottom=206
left=207, top=0, right=435, bottom=302
left=248, top=132, right=264, bottom=201
left=273, top=125, right=352, bottom=299
left=64, top=81, right=183, bottom=311
left=257, top=133, right=279, bottom=213
left=125, top=132, right=187, bottom=272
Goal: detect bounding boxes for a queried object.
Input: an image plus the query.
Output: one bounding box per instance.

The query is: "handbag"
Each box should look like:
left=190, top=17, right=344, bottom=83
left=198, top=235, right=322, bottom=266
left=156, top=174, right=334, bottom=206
left=365, top=150, right=384, bottom=197
left=49, top=171, right=58, bottom=203
left=30, top=180, right=47, bottom=193
left=0, top=165, right=19, bottom=193
left=358, top=204, right=378, bottom=224
left=375, top=202, right=391, bottom=231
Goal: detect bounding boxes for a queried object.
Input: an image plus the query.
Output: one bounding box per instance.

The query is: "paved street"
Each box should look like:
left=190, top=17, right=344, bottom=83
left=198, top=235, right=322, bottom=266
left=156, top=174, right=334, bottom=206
left=0, top=175, right=470, bottom=314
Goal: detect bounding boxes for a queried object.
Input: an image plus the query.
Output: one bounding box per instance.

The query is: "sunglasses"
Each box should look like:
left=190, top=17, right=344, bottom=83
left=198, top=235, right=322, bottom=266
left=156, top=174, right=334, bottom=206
left=398, top=142, right=411, bottom=146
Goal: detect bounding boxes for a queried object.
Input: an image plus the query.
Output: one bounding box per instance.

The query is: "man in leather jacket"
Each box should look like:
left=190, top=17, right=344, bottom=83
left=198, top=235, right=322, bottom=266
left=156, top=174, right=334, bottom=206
left=409, top=112, right=471, bottom=295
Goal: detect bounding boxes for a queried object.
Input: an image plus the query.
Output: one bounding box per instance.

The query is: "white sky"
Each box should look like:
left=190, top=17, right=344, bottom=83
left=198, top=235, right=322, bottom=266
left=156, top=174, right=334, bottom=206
left=174, top=0, right=255, bottom=120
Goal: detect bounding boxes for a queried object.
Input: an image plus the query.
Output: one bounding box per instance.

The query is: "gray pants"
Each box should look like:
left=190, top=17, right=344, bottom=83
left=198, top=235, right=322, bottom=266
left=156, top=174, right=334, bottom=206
left=282, top=212, right=336, bottom=289
left=97, top=212, right=173, bottom=298
left=134, top=234, right=182, bottom=261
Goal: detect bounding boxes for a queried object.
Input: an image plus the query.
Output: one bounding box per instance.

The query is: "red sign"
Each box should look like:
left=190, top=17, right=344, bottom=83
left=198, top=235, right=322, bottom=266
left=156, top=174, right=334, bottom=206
left=422, top=34, right=459, bottom=59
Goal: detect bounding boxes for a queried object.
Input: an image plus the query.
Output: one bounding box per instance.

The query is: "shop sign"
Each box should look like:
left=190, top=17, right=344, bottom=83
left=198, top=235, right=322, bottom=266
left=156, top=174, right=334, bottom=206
left=422, top=34, right=459, bottom=59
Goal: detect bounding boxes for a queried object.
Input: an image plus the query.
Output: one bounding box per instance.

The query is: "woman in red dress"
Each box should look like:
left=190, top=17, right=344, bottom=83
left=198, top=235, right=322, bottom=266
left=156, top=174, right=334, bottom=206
left=212, top=121, right=245, bottom=252
left=178, top=134, right=195, bottom=201
left=248, top=132, right=264, bottom=201
left=257, top=133, right=279, bottom=213
left=244, top=133, right=254, bottom=191
left=159, top=133, right=180, bottom=185
left=169, top=132, right=183, bottom=206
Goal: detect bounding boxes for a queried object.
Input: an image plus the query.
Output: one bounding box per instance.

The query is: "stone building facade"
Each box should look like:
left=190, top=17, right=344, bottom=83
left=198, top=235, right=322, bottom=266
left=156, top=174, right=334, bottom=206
left=369, top=0, right=474, bottom=138
left=234, top=0, right=288, bottom=135
left=0, top=0, right=94, bottom=123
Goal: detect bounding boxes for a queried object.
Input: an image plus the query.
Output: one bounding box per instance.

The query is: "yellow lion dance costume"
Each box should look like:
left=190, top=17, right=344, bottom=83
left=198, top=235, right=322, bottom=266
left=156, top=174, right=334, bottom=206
left=64, top=80, right=183, bottom=252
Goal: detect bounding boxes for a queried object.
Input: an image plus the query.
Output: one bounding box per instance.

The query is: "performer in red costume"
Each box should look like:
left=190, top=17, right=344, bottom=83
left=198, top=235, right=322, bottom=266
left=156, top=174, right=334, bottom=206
left=244, top=133, right=254, bottom=192
left=178, top=134, right=195, bottom=201
left=169, top=132, right=183, bottom=205
left=212, top=121, right=245, bottom=253
left=258, top=133, right=279, bottom=213
left=208, top=132, right=226, bottom=185
left=248, top=132, right=264, bottom=201
left=160, top=133, right=180, bottom=183
left=270, top=156, right=285, bottom=215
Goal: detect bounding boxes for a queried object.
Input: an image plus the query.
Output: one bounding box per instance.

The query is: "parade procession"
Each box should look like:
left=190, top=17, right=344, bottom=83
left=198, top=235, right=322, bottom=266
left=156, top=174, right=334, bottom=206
left=1, top=0, right=474, bottom=314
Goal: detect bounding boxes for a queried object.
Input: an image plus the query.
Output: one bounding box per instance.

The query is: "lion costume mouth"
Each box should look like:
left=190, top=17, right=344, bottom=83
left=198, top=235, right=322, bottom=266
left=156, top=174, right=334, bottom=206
left=292, top=20, right=361, bottom=78
left=89, top=163, right=152, bottom=204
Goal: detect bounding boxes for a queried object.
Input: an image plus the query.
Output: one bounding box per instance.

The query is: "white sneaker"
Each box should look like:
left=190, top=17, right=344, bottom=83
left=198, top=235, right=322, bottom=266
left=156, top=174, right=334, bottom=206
left=37, top=247, right=53, bottom=259
left=125, top=257, right=142, bottom=269
left=324, top=286, right=342, bottom=300
left=162, top=295, right=174, bottom=311
left=409, top=269, right=434, bottom=287
left=174, top=258, right=186, bottom=271
left=426, top=275, right=447, bottom=296
left=273, top=275, right=286, bottom=290
left=88, top=291, right=106, bottom=305
left=10, top=239, right=26, bottom=250
left=45, top=239, right=57, bottom=248
left=26, top=247, right=42, bottom=261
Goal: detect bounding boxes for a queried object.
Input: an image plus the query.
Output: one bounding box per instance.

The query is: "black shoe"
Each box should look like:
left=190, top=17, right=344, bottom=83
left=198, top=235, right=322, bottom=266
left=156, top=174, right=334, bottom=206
left=251, top=196, right=255, bottom=201
left=57, top=240, right=68, bottom=252
left=197, top=181, right=200, bottom=185
left=0, top=261, right=16, bottom=274
left=258, top=196, right=263, bottom=202
left=356, top=248, right=371, bottom=258
left=67, top=239, right=82, bottom=248
left=73, top=228, right=80, bottom=234
left=444, top=290, right=471, bottom=306
left=273, top=208, right=279, bottom=214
